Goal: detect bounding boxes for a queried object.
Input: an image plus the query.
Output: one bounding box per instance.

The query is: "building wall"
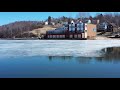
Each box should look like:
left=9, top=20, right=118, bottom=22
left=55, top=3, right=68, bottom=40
left=87, top=24, right=96, bottom=39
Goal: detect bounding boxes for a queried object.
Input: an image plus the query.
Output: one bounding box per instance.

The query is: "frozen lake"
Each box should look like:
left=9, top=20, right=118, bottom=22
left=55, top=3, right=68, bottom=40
left=0, top=40, right=120, bottom=78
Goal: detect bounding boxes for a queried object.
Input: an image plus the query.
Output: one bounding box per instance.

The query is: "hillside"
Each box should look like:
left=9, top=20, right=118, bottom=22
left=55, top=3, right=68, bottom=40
left=29, top=25, right=56, bottom=38
left=0, top=21, right=44, bottom=38
left=0, top=20, right=62, bottom=38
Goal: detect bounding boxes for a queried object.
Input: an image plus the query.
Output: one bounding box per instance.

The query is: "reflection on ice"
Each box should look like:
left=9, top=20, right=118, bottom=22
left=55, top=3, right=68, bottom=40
left=0, top=40, right=120, bottom=58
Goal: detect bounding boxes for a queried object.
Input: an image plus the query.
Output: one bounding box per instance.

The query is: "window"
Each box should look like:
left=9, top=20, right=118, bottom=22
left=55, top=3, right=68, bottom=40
left=93, top=28, right=96, bottom=32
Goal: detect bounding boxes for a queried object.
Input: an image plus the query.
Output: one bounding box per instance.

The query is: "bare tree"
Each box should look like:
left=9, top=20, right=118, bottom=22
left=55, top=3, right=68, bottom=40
left=76, top=12, right=90, bottom=19
left=114, top=12, right=120, bottom=27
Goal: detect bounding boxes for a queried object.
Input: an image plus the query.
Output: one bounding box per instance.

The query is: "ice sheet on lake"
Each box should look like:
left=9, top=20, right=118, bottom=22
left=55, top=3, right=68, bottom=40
left=0, top=40, right=120, bottom=58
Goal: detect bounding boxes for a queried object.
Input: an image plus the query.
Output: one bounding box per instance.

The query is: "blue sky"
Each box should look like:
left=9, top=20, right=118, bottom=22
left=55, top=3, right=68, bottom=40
left=0, top=12, right=117, bottom=26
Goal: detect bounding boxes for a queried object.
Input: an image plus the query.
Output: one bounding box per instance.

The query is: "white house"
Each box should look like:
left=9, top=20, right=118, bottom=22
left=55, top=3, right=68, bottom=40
left=71, top=20, right=75, bottom=24
left=51, top=22, right=55, bottom=25
left=45, top=21, right=48, bottom=25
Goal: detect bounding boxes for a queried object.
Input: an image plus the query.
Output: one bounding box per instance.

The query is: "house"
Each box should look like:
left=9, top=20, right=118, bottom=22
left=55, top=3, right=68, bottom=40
left=71, top=20, right=75, bottom=24
left=51, top=22, right=55, bottom=25
left=97, top=22, right=113, bottom=32
left=62, top=22, right=68, bottom=25
left=45, top=21, right=48, bottom=25
left=45, top=21, right=96, bottom=40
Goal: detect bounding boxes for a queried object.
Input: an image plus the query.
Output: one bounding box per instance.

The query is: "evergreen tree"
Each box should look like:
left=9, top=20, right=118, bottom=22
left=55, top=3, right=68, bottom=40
left=48, top=16, right=52, bottom=25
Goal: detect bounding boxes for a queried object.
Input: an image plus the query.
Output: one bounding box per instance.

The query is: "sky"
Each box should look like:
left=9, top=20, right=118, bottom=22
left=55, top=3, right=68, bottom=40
left=0, top=12, right=118, bottom=26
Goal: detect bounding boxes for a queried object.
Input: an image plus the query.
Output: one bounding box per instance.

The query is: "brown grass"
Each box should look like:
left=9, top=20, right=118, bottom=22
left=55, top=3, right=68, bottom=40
left=29, top=25, right=56, bottom=36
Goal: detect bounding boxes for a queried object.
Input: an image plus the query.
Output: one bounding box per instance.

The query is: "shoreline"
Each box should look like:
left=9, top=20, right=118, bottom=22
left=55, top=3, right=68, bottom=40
left=94, top=36, right=120, bottom=40
left=0, top=36, right=120, bottom=40
left=0, top=38, right=39, bottom=40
